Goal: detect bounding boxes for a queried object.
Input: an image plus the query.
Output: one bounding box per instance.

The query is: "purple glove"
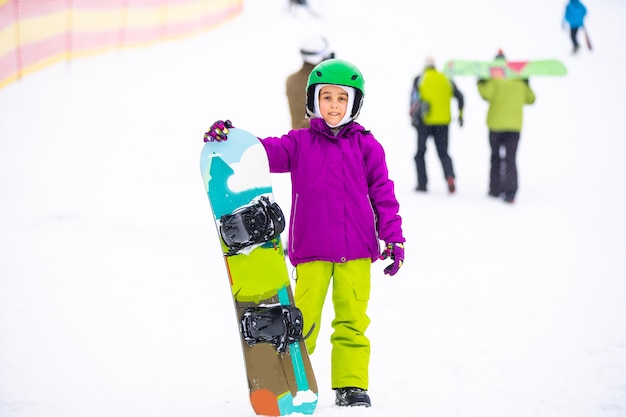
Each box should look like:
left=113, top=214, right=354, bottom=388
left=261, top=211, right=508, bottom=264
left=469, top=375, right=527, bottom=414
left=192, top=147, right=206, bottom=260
left=379, top=242, right=404, bottom=276
left=203, top=120, right=233, bottom=142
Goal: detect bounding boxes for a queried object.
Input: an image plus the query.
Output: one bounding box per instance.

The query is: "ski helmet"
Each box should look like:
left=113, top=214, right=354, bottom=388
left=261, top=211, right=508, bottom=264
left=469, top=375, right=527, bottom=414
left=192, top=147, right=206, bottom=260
left=300, top=36, right=332, bottom=65
left=306, top=58, right=365, bottom=120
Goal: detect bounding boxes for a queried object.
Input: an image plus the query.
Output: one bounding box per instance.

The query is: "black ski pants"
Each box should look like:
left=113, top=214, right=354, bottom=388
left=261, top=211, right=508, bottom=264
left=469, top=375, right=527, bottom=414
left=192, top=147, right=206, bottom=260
left=414, top=124, right=454, bottom=189
left=489, top=131, right=520, bottom=198
left=570, top=27, right=580, bottom=49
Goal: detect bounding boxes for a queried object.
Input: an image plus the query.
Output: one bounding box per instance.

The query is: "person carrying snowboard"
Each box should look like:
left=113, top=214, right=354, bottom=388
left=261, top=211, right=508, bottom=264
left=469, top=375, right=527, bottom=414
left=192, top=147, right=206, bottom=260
left=477, top=50, right=536, bottom=204
left=204, top=58, right=405, bottom=408
left=563, top=0, right=588, bottom=53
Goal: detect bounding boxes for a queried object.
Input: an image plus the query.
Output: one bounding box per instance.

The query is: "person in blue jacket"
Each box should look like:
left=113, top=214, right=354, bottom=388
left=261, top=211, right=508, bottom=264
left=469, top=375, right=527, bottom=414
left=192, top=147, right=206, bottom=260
left=563, top=0, right=588, bottom=53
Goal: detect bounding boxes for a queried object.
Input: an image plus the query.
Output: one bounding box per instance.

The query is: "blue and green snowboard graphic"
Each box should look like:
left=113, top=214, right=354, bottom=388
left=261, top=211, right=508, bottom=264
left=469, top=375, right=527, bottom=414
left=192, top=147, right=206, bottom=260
left=200, top=128, right=318, bottom=416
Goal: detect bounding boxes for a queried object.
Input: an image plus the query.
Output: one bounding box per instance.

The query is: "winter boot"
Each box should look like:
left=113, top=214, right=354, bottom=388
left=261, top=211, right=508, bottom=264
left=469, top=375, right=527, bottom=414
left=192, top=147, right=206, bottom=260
left=446, top=176, right=455, bottom=193
left=335, top=387, right=371, bottom=407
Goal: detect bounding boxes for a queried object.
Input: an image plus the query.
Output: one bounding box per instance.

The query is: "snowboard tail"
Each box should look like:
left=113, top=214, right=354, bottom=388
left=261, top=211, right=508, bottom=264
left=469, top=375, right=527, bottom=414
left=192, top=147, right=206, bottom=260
left=443, top=59, right=567, bottom=79
left=200, top=128, right=317, bottom=416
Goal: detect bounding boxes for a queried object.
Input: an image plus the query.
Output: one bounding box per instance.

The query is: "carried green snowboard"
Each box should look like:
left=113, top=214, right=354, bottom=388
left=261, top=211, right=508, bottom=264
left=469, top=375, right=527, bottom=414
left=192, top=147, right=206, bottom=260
left=200, top=127, right=318, bottom=416
left=443, top=59, right=567, bottom=79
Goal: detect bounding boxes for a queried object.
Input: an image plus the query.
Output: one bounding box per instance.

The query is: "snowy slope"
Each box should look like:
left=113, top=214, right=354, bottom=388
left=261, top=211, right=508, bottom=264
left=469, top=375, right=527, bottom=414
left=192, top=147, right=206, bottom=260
left=1, top=0, right=625, bottom=416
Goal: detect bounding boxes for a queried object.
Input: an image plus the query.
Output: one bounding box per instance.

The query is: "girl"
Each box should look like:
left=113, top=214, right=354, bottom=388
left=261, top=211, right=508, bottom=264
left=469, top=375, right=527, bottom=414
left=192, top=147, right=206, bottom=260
left=205, top=58, right=405, bottom=407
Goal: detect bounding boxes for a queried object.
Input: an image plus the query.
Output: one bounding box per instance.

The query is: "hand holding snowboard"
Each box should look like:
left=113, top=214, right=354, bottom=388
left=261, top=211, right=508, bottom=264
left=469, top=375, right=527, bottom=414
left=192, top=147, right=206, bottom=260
left=204, top=119, right=233, bottom=142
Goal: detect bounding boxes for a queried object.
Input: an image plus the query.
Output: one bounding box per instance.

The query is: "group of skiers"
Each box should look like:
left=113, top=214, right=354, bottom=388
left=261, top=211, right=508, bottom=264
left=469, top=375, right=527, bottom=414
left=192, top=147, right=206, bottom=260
left=284, top=1, right=588, bottom=207
left=410, top=50, right=535, bottom=204
left=413, top=0, right=587, bottom=203
left=286, top=39, right=534, bottom=205
left=409, top=0, right=587, bottom=204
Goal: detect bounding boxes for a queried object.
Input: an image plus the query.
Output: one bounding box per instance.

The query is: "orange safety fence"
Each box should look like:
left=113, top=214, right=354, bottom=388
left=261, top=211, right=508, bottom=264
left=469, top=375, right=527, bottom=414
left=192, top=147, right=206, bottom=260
left=0, top=0, right=242, bottom=90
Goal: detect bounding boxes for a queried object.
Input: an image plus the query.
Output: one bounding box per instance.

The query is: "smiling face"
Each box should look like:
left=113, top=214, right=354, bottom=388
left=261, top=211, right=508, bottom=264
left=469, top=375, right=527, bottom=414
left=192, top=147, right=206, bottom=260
left=318, top=85, right=348, bottom=127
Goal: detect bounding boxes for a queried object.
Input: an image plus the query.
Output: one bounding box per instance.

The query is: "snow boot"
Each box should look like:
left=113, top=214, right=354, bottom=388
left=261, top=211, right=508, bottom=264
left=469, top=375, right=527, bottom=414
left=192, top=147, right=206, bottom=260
left=335, top=387, right=371, bottom=407
left=446, top=176, right=455, bottom=193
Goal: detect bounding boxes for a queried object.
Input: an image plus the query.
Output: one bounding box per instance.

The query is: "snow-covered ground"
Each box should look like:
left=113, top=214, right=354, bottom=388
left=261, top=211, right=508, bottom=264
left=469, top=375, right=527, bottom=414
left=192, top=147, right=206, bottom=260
left=1, top=0, right=625, bottom=416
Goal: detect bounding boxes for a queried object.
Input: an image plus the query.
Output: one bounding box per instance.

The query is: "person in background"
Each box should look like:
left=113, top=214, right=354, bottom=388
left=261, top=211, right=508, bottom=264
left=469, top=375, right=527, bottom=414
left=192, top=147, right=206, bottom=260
left=563, top=0, right=588, bottom=53
left=409, top=56, right=464, bottom=193
left=205, top=59, right=405, bottom=408
left=286, top=36, right=334, bottom=129
left=288, top=0, right=314, bottom=15
left=477, top=50, right=536, bottom=204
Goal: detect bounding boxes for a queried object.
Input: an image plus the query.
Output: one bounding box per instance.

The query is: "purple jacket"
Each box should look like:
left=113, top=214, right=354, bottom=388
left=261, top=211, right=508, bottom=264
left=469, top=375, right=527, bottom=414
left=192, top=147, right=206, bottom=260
left=261, top=118, right=405, bottom=266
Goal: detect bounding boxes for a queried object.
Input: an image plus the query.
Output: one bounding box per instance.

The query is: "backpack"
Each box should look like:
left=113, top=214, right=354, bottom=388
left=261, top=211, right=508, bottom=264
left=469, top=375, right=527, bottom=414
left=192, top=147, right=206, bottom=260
left=409, top=75, right=430, bottom=127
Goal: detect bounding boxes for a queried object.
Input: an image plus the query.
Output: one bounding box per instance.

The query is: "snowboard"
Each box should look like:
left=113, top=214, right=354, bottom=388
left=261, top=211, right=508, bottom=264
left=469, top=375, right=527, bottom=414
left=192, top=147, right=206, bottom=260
left=443, top=59, right=567, bottom=79
left=200, top=127, right=318, bottom=416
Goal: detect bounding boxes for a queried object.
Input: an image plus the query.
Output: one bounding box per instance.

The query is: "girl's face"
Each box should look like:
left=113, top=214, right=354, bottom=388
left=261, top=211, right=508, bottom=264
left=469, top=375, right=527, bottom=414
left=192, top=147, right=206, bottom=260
left=318, top=85, right=348, bottom=126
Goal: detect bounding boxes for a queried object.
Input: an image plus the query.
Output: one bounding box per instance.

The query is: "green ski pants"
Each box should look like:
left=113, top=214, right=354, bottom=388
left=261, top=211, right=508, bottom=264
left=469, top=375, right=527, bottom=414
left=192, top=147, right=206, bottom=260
left=294, top=259, right=371, bottom=390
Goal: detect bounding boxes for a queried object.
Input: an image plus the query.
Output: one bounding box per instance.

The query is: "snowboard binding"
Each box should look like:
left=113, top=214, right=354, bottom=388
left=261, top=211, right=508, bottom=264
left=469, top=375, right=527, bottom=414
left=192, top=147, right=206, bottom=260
left=240, top=305, right=304, bottom=353
left=219, top=196, right=286, bottom=256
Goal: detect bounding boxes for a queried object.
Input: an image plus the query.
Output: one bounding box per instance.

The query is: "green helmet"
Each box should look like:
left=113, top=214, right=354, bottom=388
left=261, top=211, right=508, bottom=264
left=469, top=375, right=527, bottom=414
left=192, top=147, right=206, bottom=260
left=306, top=58, right=365, bottom=120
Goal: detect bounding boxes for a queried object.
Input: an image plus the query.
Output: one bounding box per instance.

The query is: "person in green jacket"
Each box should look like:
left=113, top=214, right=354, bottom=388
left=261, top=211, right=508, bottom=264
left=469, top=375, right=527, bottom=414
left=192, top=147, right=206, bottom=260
left=477, top=50, right=535, bottom=203
left=410, top=56, right=464, bottom=193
